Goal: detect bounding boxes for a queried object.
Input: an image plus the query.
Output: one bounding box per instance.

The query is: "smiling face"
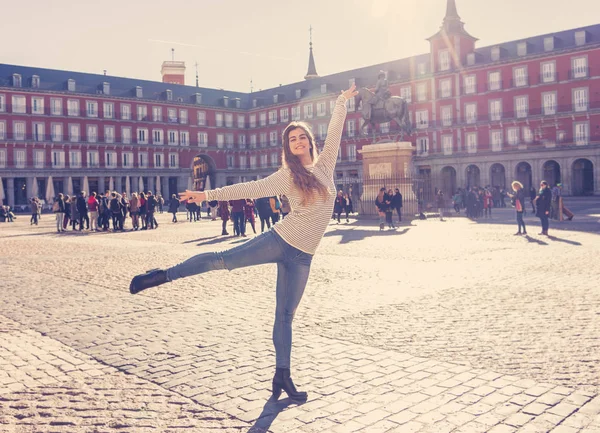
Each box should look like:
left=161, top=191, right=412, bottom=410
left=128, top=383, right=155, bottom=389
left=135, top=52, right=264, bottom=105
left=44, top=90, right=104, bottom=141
left=287, top=127, right=312, bottom=160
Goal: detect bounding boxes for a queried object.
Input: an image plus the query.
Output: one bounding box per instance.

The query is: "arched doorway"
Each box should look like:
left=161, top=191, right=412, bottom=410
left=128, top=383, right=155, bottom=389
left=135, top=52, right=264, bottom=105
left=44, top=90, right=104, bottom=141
left=542, top=160, right=561, bottom=186
left=490, top=163, right=506, bottom=189
left=515, top=162, right=532, bottom=191
left=572, top=159, right=594, bottom=196
left=192, top=154, right=216, bottom=192
left=465, top=165, right=480, bottom=189
left=440, top=166, right=457, bottom=197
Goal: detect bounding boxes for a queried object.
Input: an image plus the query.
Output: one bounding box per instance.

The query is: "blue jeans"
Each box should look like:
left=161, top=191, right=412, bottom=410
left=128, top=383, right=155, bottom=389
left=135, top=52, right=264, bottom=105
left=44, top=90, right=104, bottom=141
left=232, top=211, right=245, bottom=236
left=516, top=212, right=526, bottom=233
left=539, top=214, right=549, bottom=232
left=166, top=230, right=313, bottom=368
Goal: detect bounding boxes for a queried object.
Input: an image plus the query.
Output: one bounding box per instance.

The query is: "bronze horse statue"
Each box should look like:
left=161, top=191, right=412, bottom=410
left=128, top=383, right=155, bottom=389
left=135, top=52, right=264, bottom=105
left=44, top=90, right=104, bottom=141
left=355, top=87, right=412, bottom=141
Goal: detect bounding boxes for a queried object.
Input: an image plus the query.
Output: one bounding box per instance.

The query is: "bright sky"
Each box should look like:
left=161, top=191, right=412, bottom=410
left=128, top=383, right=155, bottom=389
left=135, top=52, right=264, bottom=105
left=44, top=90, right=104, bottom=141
left=3, top=0, right=599, bottom=92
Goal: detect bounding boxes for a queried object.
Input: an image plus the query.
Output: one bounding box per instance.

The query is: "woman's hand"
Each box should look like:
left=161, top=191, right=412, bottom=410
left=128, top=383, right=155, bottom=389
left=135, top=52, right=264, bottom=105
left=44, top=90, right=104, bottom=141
left=178, top=190, right=206, bottom=204
left=341, top=84, right=359, bottom=101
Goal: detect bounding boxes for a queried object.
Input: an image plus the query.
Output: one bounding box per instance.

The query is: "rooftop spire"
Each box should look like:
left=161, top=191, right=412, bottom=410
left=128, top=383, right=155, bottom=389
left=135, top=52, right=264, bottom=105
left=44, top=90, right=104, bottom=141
left=304, top=25, right=319, bottom=80
left=427, top=0, right=477, bottom=41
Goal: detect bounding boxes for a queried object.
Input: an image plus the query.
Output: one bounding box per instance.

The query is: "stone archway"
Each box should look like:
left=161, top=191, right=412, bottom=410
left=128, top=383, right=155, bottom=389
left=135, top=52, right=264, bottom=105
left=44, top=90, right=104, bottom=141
left=542, top=160, right=561, bottom=187
left=440, top=166, right=457, bottom=197
left=191, top=154, right=217, bottom=191
left=572, top=158, right=594, bottom=196
left=515, top=162, right=532, bottom=192
left=465, top=165, right=481, bottom=189
left=490, top=163, right=506, bottom=189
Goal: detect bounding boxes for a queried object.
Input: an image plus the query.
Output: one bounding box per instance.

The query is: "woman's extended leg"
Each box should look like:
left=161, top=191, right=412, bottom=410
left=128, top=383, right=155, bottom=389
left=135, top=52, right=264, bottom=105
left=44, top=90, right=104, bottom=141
left=130, top=231, right=286, bottom=294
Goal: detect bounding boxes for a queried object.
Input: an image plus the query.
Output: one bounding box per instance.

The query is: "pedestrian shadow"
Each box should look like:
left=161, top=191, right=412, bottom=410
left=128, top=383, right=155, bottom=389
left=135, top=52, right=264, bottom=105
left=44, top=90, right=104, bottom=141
left=183, top=236, right=218, bottom=244
left=324, top=227, right=410, bottom=244
left=524, top=235, right=548, bottom=246
left=246, top=397, right=296, bottom=433
left=546, top=235, right=582, bottom=246
left=195, top=236, right=236, bottom=247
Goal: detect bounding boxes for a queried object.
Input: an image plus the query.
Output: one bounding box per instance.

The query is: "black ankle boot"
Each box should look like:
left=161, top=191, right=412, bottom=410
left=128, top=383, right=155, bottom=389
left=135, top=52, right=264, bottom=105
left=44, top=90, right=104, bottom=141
left=271, top=368, right=307, bottom=403
left=129, top=269, right=168, bottom=294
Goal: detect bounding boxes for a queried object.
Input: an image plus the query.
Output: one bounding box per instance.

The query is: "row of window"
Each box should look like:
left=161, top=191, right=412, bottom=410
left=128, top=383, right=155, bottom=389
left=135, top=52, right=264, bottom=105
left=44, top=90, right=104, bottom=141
left=0, top=149, right=179, bottom=170
left=415, top=88, right=590, bottom=129
left=416, top=122, right=590, bottom=156
left=436, top=31, right=589, bottom=72
left=0, top=94, right=357, bottom=127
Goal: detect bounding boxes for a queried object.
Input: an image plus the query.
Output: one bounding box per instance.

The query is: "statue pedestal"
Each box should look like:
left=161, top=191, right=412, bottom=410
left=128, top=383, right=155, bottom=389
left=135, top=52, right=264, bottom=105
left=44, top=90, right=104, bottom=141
left=358, top=141, right=417, bottom=216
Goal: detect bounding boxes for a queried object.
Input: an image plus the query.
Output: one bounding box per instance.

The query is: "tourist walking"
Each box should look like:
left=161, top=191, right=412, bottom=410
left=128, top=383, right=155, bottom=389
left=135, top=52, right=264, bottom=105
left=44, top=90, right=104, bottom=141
left=147, top=192, right=158, bottom=229
left=535, top=181, right=552, bottom=236
left=130, top=84, right=358, bottom=404
left=218, top=201, right=230, bottom=235
left=483, top=189, right=493, bottom=219
left=343, top=193, right=353, bottom=222
left=30, top=198, right=40, bottom=225
left=507, top=181, right=527, bottom=235
left=77, top=191, right=89, bottom=230
left=333, top=190, right=345, bottom=224
left=169, top=194, right=180, bottom=222
left=129, top=193, right=140, bottom=230
left=138, top=192, right=148, bottom=230
left=88, top=192, right=99, bottom=231
left=385, top=189, right=395, bottom=229
left=230, top=198, right=246, bottom=236
left=255, top=197, right=272, bottom=233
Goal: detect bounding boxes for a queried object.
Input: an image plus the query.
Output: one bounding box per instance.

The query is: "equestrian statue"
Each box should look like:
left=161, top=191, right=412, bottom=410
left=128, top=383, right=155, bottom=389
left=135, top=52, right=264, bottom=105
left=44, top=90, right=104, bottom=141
left=355, top=70, right=412, bottom=141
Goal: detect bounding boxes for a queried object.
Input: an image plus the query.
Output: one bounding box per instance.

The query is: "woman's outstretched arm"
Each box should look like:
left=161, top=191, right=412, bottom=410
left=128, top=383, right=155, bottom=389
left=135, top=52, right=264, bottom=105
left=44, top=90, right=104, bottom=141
left=179, top=168, right=291, bottom=204
left=317, top=85, right=358, bottom=175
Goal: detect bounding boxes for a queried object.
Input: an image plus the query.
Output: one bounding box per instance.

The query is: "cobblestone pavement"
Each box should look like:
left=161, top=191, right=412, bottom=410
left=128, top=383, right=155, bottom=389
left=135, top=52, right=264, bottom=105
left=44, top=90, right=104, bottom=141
left=0, top=207, right=599, bottom=432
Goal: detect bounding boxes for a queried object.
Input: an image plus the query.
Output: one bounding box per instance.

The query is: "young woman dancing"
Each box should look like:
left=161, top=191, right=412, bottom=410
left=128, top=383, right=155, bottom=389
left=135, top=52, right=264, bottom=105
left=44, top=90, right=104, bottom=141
left=129, top=85, right=358, bottom=403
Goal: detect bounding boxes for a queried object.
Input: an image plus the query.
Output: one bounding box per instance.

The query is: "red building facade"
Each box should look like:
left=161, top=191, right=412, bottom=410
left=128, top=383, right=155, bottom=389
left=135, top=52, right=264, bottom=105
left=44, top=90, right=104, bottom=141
left=1, top=0, right=598, bottom=207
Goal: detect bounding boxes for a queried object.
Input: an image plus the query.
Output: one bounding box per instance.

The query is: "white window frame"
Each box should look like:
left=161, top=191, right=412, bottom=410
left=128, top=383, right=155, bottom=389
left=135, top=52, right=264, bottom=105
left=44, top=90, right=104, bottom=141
left=0, top=121, right=5, bottom=140
left=216, top=133, right=224, bottom=149
left=50, top=98, right=62, bottom=115
left=0, top=149, right=6, bottom=168
left=303, top=104, right=313, bottom=119
left=225, top=133, right=234, bottom=148
left=122, top=127, right=131, bottom=144
left=489, top=99, right=502, bottom=121
left=105, top=151, right=117, bottom=169
left=440, top=79, right=452, bottom=98
left=513, top=66, right=527, bottom=87
left=260, top=154, right=268, bottom=167
left=488, top=71, right=501, bottom=91
left=67, top=99, right=79, bottom=116
left=292, top=106, right=300, bottom=121
left=169, top=153, right=179, bottom=168
left=517, top=42, right=527, bottom=57
left=466, top=133, right=477, bottom=154
left=68, top=123, right=79, bottom=142
left=269, top=110, right=278, bottom=124
left=14, top=121, right=26, bottom=140
left=416, top=110, right=429, bottom=129
left=542, top=92, right=557, bottom=115
left=259, top=112, right=266, bottom=126
left=347, top=143, right=357, bottom=162
left=572, top=56, right=588, bottom=79
left=317, top=102, right=326, bottom=117
left=515, top=96, right=528, bottom=119
left=103, top=102, right=114, bottom=119
left=541, top=61, right=556, bottom=83
left=121, top=104, right=131, bottom=120
left=32, top=122, right=45, bottom=141
left=507, top=127, right=519, bottom=145
left=137, top=127, right=148, bottom=144
left=400, top=86, right=412, bottom=102
left=154, top=153, right=164, bottom=169
left=180, top=130, right=189, bottom=146
left=34, top=149, right=45, bottom=168
left=442, top=135, right=453, bottom=155
left=544, top=37, right=554, bottom=51
left=87, top=150, right=98, bottom=168
left=573, top=88, right=588, bottom=112
left=463, top=75, right=476, bottom=95
left=249, top=114, right=257, bottom=128
left=465, top=103, right=477, bottom=124
left=269, top=130, right=278, bottom=146
left=347, top=120, right=355, bottom=137
left=238, top=134, right=246, bottom=148
left=138, top=152, right=148, bottom=169
left=137, top=104, right=147, bottom=121
left=237, top=115, right=245, bottom=128
left=122, top=152, right=134, bottom=168
left=574, top=122, right=589, bottom=145
left=197, top=111, right=206, bottom=126
left=180, top=109, right=188, bottom=124
left=167, top=130, right=178, bottom=146
left=32, top=97, right=44, bottom=114
left=51, top=123, right=63, bottom=142
left=87, top=100, right=98, bottom=118
left=69, top=150, right=82, bottom=169
left=523, top=127, right=533, bottom=144
left=438, top=49, right=450, bottom=71
left=104, top=125, right=115, bottom=143
left=575, top=31, right=586, bottom=46
left=441, top=106, right=452, bottom=126
left=51, top=150, right=64, bottom=169
left=197, top=132, right=208, bottom=148
left=152, top=106, right=162, bottom=122
left=279, top=109, right=289, bottom=123
left=153, top=129, right=164, bottom=145
left=491, top=130, right=503, bottom=151
left=12, top=95, right=26, bottom=114
left=86, top=125, right=98, bottom=143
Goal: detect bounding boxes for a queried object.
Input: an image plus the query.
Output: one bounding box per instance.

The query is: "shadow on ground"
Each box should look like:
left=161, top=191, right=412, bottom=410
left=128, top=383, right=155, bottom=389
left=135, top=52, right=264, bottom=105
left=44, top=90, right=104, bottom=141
left=324, top=227, right=410, bottom=244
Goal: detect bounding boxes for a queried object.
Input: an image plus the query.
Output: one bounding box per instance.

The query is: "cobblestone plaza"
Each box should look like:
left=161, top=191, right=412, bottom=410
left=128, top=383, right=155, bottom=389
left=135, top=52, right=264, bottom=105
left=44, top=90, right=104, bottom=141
left=1, top=205, right=600, bottom=432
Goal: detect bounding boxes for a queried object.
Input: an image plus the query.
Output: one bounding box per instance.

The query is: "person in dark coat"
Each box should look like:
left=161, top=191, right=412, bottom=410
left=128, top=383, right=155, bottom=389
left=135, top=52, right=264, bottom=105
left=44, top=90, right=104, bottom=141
left=535, top=180, right=552, bottom=236
left=76, top=191, right=89, bottom=230
left=146, top=192, right=158, bottom=229
left=54, top=193, right=66, bottom=232
left=169, top=194, right=180, bottom=222
left=333, top=190, right=345, bottom=224
left=218, top=201, right=230, bottom=235
left=255, top=197, right=273, bottom=233
left=391, top=188, right=403, bottom=223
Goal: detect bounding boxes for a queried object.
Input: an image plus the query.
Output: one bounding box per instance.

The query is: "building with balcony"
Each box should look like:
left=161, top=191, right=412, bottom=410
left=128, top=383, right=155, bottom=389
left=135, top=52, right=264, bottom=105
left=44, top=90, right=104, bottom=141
left=1, top=0, right=599, bottom=207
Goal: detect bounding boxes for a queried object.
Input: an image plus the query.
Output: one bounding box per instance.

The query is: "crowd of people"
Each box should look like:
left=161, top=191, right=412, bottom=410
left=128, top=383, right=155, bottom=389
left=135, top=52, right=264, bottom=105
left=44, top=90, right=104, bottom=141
left=50, top=190, right=166, bottom=233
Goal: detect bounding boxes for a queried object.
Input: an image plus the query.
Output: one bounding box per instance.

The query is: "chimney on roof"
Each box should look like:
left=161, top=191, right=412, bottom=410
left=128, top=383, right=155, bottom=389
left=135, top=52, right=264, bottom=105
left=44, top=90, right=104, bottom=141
left=161, top=49, right=186, bottom=85
left=304, top=25, right=319, bottom=80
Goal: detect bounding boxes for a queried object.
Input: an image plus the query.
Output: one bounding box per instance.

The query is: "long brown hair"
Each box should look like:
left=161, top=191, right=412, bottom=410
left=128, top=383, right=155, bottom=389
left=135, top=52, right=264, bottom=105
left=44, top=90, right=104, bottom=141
left=281, top=122, right=329, bottom=205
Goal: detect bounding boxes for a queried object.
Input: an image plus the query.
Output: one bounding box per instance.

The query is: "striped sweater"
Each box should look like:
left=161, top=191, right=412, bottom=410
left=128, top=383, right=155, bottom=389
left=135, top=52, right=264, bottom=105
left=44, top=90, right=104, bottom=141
left=205, top=95, right=348, bottom=254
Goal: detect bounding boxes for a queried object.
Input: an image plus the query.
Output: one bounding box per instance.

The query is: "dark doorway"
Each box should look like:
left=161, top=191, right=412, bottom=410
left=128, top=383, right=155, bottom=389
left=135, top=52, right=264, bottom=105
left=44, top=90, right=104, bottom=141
left=14, top=178, right=27, bottom=205
left=572, top=159, right=594, bottom=196
left=542, top=160, right=561, bottom=186
left=466, top=165, right=481, bottom=189
left=515, top=162, right=532, bottom=192
left=440, top=166, right=457, bottom=197
left=168, top=177, right=178, bottom=199
left=490, top=163, right=506, bottom=189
